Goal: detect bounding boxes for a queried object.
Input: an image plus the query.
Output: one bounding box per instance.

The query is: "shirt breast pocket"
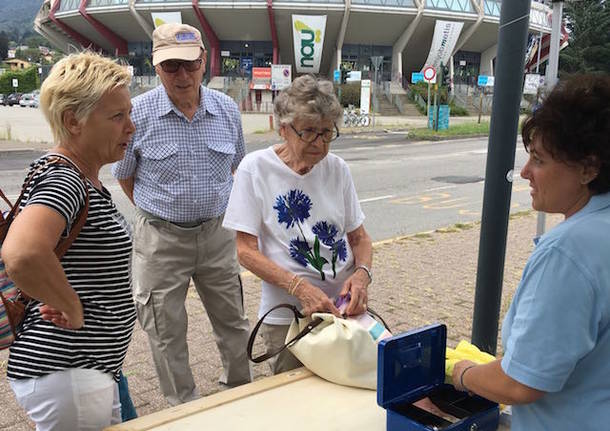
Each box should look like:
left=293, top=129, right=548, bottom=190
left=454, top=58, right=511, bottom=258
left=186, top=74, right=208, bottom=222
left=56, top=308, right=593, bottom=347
left=207, top=139, right=236, bottom=182
left=139, top=142, right=180, bottom=185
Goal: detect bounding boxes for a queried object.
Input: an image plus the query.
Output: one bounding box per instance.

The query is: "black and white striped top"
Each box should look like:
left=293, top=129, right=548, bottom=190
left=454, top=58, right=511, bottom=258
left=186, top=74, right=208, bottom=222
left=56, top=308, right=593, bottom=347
left=7, top=155, right=136, bottom=382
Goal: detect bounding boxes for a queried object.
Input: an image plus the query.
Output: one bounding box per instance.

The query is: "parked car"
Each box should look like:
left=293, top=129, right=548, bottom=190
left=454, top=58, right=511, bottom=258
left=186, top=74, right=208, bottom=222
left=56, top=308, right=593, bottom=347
left=0, top=94, right=6, bottom=106
left=19, top=93, right=39, bottom=108
left=6, top=93, right=22, bottom=106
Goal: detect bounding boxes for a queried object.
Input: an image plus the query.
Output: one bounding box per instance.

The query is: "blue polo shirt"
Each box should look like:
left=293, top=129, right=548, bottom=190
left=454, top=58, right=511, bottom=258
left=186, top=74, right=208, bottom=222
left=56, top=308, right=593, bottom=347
left=501, top=192, right=610, bottom=430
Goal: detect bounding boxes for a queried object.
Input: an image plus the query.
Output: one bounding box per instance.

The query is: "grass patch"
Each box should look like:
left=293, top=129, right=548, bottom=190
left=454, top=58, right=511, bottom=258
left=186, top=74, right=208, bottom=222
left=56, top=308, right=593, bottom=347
left=253, top=129, right=269, bottom=134
left=408, top=121, right=490, bottom=141
left=413, top=232, right=432, bottom=239
left=509, top=210, right=533, bottom=220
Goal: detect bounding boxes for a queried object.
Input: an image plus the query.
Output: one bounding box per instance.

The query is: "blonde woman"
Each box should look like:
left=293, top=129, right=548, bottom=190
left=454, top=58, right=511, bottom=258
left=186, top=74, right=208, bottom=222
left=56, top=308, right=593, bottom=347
left=1, top=52, right=136, bottom=430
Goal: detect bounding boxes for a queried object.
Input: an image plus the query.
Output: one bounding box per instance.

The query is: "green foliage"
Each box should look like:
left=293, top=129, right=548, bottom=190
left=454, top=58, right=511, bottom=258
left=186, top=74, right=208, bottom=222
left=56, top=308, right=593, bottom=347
left=335, top=82, right=361, bottom=107
left=560, top=0, right=610, bottom=74
left=448, top=102, right=469, bottom=117
left=0, top=67, right=39, bottom=94
left=408, top=122, right=490, bottom=140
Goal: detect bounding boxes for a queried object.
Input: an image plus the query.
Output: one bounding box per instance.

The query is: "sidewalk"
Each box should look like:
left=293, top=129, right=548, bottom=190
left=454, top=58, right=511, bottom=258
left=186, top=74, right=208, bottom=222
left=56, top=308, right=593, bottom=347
left=0, top=211, right=562, bottom=430
left=0, top=106, right=491, bottom=151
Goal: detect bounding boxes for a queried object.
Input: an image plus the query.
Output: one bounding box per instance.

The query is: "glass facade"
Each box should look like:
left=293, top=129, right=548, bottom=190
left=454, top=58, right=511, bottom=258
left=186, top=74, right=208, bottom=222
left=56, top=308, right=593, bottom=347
left=341, top=44, right=392, bottom=82
left=59, top=0, right=80, bottom=12
left=220, top=41, right=273, bottom=77
left=351, top=0, right=415, bottom=7
left=452, top=50, right=481, bottom=87
left=484, top=0, right=501, bottom=17
left=89, top=0, right=129, bottom=5
left=427, top=0, right=473, bottom=13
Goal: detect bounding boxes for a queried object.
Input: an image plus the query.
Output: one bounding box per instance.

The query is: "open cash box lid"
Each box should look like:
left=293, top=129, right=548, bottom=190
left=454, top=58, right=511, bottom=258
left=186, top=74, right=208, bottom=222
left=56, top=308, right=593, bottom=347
left=377, top=323, right=446, bottom=408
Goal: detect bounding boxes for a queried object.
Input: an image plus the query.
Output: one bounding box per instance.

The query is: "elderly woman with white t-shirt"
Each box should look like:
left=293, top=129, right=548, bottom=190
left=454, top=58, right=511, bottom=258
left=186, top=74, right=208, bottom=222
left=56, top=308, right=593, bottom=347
left=223, top=75, right=373, bottom=374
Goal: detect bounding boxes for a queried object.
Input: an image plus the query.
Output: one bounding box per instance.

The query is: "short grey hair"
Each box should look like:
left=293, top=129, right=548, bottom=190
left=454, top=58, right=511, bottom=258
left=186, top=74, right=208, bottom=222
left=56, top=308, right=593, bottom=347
left=274, top=74, right=343, bottom=127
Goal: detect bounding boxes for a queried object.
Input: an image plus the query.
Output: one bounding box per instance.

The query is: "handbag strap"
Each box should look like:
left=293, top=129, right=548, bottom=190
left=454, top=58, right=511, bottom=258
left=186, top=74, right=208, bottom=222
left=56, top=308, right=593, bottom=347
left=366, top=306, right=391, bottom=332
left=247, top=303, right=324, bottom=363
left=10, top=154, right=89, bottom=259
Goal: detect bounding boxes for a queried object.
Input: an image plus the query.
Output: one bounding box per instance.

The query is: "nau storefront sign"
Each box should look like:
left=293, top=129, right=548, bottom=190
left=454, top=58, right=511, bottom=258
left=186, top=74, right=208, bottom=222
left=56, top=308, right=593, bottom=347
left=292, top=15, right=327, bottom=74
left=422, top=20, right=464, bottom=71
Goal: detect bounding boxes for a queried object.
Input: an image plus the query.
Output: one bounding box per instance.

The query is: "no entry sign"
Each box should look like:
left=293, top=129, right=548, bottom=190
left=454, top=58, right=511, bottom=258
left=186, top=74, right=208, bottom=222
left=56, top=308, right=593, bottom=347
left=423, top=66, right=436, bottom=83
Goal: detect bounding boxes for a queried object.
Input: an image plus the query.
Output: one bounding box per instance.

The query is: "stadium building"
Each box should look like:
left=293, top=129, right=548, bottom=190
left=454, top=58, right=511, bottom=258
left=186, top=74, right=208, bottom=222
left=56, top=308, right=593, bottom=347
left=34, top=0, right=554, bottom=110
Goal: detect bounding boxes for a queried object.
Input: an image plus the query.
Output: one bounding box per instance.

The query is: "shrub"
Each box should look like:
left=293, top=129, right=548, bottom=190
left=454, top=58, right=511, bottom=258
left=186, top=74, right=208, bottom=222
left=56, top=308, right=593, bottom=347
left=335, top=82, right=362, bottom=107
left=0, top=67, right=39, bottom=94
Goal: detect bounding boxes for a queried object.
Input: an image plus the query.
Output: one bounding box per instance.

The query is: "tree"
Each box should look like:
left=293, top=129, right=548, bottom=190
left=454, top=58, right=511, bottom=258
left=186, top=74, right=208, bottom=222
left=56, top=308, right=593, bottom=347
left=560, top=0, right=610, bottom=74
left=0, top=31, right=8, bottom=60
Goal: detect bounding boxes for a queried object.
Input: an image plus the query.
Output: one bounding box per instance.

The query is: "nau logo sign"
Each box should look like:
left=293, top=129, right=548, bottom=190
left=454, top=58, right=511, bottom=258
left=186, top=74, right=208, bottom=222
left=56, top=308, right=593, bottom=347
left=292, top=15, right=327, bottom=74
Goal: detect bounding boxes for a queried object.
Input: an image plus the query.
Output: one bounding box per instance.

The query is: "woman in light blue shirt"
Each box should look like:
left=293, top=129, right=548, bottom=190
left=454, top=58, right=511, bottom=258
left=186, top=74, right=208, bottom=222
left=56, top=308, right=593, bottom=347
left=451, top=74, right=610, bottom=430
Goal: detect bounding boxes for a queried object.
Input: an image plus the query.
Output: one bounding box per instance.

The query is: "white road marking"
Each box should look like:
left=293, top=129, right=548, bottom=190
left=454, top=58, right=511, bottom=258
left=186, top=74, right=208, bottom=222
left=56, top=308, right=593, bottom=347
left=424, top=185, right=457, bottom=192
left=359, top=195, right=394, bottom=203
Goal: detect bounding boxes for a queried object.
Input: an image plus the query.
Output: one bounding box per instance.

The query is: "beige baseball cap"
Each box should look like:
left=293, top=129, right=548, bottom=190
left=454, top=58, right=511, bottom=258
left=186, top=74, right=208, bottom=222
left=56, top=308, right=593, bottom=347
left=152, top=23, right=205, bottom=66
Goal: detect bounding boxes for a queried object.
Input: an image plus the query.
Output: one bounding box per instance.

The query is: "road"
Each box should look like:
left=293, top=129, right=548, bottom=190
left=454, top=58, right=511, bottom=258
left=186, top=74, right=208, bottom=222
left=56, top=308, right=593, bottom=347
left=0, top=132, right=531, bottom=241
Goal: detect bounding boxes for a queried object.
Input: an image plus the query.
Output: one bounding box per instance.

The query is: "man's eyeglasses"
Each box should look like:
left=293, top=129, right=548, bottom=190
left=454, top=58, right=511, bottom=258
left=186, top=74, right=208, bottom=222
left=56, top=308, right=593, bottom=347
left=159, top=58, right=203, bottom=73
left=290, top=123, right=340, bottom=144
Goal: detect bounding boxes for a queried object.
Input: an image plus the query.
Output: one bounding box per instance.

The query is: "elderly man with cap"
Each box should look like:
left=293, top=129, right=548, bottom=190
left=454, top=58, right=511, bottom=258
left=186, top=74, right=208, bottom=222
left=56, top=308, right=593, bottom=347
left=112, top=23, right=252, bottom=406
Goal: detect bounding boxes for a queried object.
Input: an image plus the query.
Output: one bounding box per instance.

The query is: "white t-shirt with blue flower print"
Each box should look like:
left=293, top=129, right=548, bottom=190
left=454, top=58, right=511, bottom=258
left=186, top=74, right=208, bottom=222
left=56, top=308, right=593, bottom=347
left=223, top=146, right=365, bottom=324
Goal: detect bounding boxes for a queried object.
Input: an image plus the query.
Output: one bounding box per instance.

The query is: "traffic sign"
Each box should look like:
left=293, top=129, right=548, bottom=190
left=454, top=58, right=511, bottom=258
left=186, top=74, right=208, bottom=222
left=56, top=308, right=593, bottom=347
left=12, top=78, right=18, bottom=88
left=423, top=66, right=436, bottom=83
left=411, top=72, right=424, bottom=84
left=477, top=75, right=488, bottom=86
left=333, top=69, right=341, bottom=83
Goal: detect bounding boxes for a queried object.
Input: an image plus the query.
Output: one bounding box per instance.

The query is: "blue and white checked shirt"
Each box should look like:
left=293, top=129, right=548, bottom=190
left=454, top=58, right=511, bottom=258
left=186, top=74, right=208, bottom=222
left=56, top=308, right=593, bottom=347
left=112, top=85, right=245, bottom=222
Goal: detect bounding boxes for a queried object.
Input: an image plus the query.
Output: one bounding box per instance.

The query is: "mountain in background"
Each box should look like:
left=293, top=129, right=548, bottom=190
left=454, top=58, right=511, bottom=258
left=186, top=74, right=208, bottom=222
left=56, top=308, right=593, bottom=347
left=0, top=0, right=42, bottom=41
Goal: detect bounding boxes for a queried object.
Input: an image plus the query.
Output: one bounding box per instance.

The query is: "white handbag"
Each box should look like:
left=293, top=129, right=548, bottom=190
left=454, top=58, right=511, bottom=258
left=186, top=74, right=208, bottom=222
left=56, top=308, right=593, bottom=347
left=248, top=304, right=391, bottom=390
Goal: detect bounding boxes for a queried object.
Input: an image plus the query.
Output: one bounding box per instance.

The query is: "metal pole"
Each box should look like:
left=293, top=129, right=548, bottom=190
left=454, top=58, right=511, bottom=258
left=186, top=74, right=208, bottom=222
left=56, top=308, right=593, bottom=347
left=536, top=1, right=563, bottom=237
left=427, top=82, right=431, bottom=129
left=471, top=0, right=532, bottom=355
left=373, top=66, right=378, bottom=129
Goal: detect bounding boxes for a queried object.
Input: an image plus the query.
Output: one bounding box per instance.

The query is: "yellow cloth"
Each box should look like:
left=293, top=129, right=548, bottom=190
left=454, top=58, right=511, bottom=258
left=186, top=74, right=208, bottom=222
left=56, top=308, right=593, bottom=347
left=445, top=340, right=496, bottom=383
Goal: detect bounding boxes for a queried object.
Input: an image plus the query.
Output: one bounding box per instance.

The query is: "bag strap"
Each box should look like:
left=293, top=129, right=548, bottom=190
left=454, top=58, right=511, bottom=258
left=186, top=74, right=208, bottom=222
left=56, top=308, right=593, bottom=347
left=247, top=303, right=324, bottom=363
left=1, top=154, right=89, bottom=259
left=366, top=306, right=391, bottom=332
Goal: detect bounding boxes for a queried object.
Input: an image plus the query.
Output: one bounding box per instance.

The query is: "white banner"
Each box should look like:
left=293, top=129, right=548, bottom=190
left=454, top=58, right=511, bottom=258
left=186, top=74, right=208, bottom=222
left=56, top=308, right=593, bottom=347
left=151, top=12, right=182, bottom=28
left=271, top=64, right=292, bottom=91
left=421, top=20, right=464, bottom=71
left=360, top=79, right=371, bottom=115
left=523, top=73, right=541, bottom=95
left=292, top=15, right=327, bottom=74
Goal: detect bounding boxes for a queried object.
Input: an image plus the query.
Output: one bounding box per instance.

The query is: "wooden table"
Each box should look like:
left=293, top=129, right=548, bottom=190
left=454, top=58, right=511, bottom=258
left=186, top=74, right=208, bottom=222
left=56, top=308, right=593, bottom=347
left=105, top=368, right=510, bottom=431
left=105, top=368, right=385, bottom=431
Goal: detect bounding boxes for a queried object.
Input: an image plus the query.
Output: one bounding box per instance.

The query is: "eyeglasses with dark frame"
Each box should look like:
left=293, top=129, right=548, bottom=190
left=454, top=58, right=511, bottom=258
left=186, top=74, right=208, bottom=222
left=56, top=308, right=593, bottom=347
left=159, top=58, right=203, bottom=73
left=290, top=123, right=340, bottom=144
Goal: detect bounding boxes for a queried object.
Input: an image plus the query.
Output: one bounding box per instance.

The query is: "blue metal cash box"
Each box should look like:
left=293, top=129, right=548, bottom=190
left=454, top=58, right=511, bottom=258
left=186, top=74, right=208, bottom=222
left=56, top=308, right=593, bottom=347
left=377, top=324, right=500, bottom=431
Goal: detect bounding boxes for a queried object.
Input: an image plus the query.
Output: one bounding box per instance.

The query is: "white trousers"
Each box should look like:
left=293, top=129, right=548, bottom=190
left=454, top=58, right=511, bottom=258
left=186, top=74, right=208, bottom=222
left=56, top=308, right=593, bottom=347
left=10, top=368, right=121, bottom=431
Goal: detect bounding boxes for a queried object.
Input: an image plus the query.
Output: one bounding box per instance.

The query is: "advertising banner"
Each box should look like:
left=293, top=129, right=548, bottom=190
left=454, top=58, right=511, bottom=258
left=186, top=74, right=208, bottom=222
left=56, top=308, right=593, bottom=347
left=151, top=12, right=182, bottom=28
left=292, top=15, right=327, bottom=74
left=271, top=65, right=292, bottom=90
left=421, top=20, right=464, bottom=71
left=251, top=67, right=272, bottom=90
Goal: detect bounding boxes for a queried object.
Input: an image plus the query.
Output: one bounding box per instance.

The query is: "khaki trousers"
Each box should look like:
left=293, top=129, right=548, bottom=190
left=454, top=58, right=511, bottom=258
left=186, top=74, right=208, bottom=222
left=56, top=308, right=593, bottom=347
left=133, top=209, right=252, bottom=406
left=261, top=323, right=303, bottom=375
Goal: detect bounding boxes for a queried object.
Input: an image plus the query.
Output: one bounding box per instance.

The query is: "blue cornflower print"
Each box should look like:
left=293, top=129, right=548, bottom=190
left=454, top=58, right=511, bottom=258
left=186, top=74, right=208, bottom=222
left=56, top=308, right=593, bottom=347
left=289, top=239, right=310, bottom=267
left=274, top=190, right=312, bottom=229
left=274, top=190, right=349, bottom=281
left=332, top=238, right=348, bottom=261
left=330, top=238, right=348, bottom=278
left=312, top=221, right=338, bottom=246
